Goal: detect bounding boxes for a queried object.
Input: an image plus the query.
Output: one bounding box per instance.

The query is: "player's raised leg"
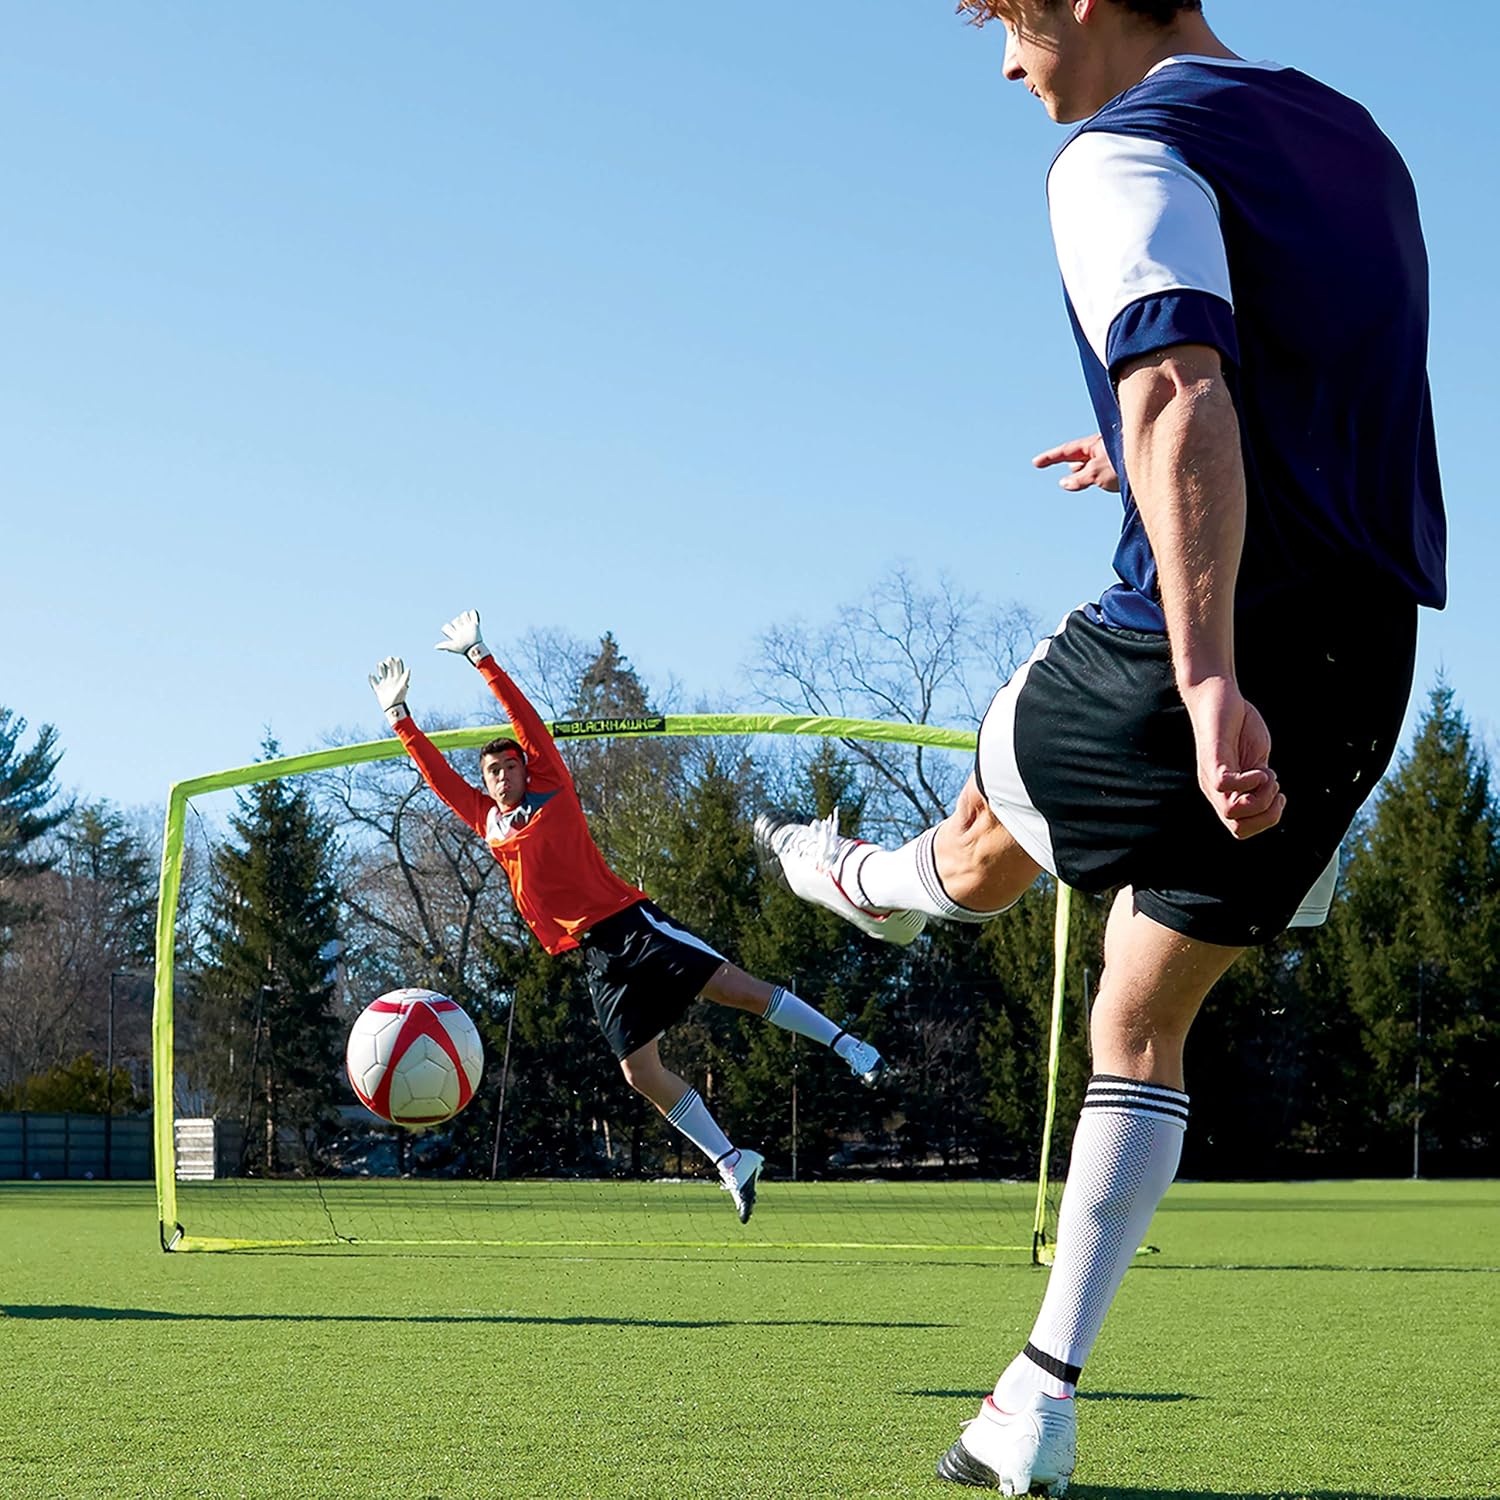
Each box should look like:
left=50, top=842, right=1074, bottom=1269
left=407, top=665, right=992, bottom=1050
left=699, top=962, right=886, bottom=1084
left=937, top=892, right=1242, bottom=1493
left=756, top=777, right=1042, bottom=942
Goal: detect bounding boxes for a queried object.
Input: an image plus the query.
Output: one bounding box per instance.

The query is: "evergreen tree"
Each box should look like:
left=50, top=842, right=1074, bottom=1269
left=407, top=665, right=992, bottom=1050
left=971, top=878, right=1101, bottom=1176
left=0, top=708, right=70, bottom=957
left=0, top=1052, right=145, bottom=1114
left=1329, top=682, right=1500, bottom=1172
left=60, top=802, right=157, bottom=967
left=562, top=633, right=685, bottom=887
left=1180, top=928, right=1357, bottom=1176
left=654, top=747, right=785, bottom=1171
left=731, top=747, right=906, bottom=1175
left=195, top=739, right=343, bottom=1173
left=483, top=938, right=625, bottom=1175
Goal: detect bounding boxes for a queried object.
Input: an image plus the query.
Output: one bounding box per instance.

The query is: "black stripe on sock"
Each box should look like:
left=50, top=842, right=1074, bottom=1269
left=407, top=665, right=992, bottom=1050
left=847, top=849, right=875, bottom=909
left=916, top=829, right=947, bottom=910
left=1024, top=1341, right=1082, bottom=1387
left=1083, top=1076, right=1189, bottom=1122
left=1084, top=1084, right=1189, bottom=1106
left=914, top=827, right=1004, bottom=923
left=665, top=1089, right=699, bottom=1126
left=1089, top=1073, right=1189, bottom=1102
left=1086, top=1098, right=1188, bottom=1122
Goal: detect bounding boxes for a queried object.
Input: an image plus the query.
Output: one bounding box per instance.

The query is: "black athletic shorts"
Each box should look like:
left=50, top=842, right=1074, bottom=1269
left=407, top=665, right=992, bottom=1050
left=975, top=590, right=1417, bottom=947
left=577, top=899, right=726, bottom=1060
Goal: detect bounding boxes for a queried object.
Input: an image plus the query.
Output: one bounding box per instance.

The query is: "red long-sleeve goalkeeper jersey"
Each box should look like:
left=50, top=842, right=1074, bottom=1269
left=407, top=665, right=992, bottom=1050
left=393, top=656, right=644, bottom=955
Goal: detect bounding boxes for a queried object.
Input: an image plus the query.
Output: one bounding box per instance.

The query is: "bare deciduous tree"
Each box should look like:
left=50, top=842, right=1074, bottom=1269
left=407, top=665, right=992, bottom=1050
left=317, top=741, right=513, bottom=1010
left=748, top=566, right=1039, bottom=834
left=0, top=803, right=156, bottom=1099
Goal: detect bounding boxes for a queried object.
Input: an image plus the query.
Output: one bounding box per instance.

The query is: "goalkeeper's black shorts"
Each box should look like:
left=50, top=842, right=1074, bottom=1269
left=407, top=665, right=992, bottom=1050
left=578, top=899, right=726, bottom=1060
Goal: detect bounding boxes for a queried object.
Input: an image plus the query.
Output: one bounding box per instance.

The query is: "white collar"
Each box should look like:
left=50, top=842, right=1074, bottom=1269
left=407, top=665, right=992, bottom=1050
left=1146, top=55, right=1286, bottom=78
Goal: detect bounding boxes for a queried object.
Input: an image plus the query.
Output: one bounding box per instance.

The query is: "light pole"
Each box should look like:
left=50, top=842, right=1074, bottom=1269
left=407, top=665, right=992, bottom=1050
left=489, top=992, right=519, bottom=1180
left=106, top=970, right=151, bottom=1179
left=1412, top=962, right=1425, bottom=1182
left=106, top=971, right=119, bottom=1180
left=790, top=1032, right=799, bottom=1184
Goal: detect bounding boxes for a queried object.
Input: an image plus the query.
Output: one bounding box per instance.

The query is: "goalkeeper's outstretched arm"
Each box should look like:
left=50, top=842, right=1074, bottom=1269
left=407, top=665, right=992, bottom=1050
left=434, top=609, right=569, bottom=792
left=368, top=655, right=493, bottom=837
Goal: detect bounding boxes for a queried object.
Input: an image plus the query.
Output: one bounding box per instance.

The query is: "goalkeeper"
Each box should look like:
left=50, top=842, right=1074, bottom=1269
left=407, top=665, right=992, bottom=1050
left=369, top=609, right=885, bottom=1224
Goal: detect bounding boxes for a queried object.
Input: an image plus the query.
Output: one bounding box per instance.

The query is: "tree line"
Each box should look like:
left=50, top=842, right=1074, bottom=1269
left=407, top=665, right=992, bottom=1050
left=1, top=573, right=1495, bottom=1179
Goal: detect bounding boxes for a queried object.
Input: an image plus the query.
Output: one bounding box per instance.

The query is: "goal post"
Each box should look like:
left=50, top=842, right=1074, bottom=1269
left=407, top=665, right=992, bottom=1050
left=152, top=713, right=1071, bottom=1256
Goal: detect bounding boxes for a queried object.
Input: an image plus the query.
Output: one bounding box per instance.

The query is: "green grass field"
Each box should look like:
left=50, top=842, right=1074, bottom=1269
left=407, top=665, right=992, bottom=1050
left=2, top=1179, right=1497, bottom=1499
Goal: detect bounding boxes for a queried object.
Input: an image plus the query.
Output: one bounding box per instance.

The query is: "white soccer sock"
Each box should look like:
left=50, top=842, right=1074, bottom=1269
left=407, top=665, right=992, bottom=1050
left=663, top=1088, right=735, bottom=1170
left=846, top=827, right=1012, bottom=923
left=763, top=986, right=846, bottom=1052
left=995, top=1075, right=1189, bottom=1407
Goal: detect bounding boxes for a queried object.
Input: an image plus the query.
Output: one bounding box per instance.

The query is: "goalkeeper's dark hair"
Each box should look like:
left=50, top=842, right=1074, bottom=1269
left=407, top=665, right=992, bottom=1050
left=480, top=737, right=526, bottom=765
left=957, top=0, right=1203, bottom=26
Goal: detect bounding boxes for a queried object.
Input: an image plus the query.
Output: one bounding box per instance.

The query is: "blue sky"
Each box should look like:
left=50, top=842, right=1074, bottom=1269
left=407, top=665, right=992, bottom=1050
left=5, top=1, right=1497, bottom=812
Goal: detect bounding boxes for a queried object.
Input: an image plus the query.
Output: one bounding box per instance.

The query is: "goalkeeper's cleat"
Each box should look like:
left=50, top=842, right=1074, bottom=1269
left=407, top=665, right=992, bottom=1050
left=719, top=1148, right=764, bottom=1224
left=839, top=1036, right=886, bottom=1086
left=753, top=811, right=927, bottom=947
left=935, top=1393, right=1076, bottom=1496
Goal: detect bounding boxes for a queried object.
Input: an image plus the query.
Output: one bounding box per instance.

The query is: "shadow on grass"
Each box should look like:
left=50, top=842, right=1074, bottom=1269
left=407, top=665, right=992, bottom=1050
left=1136, top=1263, right=1500, bottom=1275
left=907, top=1395, right=1480, bottom=1498
left=904, top=1390, right=1201, bottom=1404
left=0, top=1303, right=947, bottom=1330
left=1062, top=1490, right=1474, bottom=1499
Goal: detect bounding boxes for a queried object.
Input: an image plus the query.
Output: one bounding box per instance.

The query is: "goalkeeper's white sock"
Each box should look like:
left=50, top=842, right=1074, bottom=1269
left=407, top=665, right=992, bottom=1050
left=846, top=828, right=1012, bottom=924
left=763, top=986, right=850, bottom=1054
left=996, top=1075, right=1188, bottom=1406
left=663, top=1088, right=735, bottom=1168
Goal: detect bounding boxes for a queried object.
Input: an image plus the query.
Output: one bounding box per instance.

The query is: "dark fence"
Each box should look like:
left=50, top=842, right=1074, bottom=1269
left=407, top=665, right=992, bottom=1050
left=0, top=1112, right=152, bottom=1180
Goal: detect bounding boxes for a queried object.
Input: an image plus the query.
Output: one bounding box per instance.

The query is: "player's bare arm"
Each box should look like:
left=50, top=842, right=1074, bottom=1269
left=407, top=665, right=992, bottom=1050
left=1032, top=432, right=1120, bottom=492
left=1116, top=342, right=1284, bottom=840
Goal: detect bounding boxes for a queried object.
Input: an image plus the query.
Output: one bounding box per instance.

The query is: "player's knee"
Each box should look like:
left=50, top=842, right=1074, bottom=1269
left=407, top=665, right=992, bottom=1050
left=1088, top=988, right=1194, bottom=1085
left=699, top=964, right=770, bottom=1012
left=933, top=782, right=1037, bottom=915
left=619, top=1055, right=657, bottom=1095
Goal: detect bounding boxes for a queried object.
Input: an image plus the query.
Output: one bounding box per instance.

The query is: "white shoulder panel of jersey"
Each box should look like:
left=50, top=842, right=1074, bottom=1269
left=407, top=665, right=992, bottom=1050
left=1047, top=130, right=1231, bottom=367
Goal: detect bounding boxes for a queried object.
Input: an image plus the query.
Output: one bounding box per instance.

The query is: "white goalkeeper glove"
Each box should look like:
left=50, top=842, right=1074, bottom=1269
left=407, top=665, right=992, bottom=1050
left=435, top=608, right=490, bottom=667
left=369, top=656, right=412, bottom=727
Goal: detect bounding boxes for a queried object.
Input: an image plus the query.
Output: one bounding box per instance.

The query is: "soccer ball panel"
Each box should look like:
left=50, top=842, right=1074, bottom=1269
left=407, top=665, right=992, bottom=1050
left=436, top=1006, right=485, bottom=1090
left=344, top=989, right=484, bottom=1128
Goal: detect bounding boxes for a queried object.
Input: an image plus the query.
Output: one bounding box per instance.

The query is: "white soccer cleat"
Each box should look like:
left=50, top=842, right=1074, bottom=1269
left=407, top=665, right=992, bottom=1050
left=719, top=1148, right=765, bottom=1224
left=839, top=1036, right=886, bottom=1086
left=753, top=811, right=927, bottom=947
left=935, top=1393, right=1076, bottom=1495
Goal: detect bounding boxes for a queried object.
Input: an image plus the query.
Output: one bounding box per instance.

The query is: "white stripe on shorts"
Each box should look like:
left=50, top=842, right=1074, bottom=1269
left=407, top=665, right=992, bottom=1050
left=1285, top=848, right=1338, bottom=928
left=975, top=612, right=1084, bottom=878
left=640, top=906, right=725, bottom=963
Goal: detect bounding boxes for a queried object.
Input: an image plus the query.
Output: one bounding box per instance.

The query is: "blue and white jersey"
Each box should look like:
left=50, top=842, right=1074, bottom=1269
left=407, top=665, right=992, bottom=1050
left=1047, top=56, right=1446, bottom=632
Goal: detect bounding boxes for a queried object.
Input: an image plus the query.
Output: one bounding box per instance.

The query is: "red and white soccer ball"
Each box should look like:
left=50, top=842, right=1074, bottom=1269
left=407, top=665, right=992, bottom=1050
left=345, top=988, right=484, bottom=1128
